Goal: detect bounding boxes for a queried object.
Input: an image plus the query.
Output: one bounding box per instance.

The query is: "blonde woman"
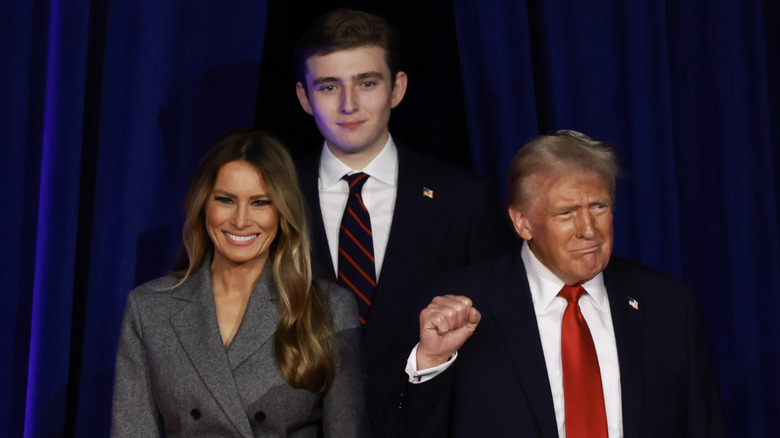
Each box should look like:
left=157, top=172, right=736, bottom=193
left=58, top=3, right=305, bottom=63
left=112, top=130, right=367, bottom=437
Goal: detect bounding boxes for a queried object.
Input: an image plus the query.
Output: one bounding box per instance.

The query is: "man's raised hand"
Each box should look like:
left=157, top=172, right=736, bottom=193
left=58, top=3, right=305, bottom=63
left=417, top=295, right=480, bottom=370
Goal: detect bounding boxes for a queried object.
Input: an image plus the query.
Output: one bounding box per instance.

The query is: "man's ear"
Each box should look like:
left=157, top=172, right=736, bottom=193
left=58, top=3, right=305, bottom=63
left=390, top=71, right=408, bottom=108
left=296, top=82, right=313, bottom=115
left=508, top=205, right=533, bottom=241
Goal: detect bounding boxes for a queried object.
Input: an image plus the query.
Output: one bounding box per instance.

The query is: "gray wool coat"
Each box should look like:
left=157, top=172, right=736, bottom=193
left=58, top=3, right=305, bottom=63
left=111, top=261, right=368, bottom=437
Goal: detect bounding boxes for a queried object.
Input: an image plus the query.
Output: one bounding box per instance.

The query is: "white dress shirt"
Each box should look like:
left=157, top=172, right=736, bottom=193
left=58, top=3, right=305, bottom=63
left=406, top=241, right=624, bottom=437
left=317, top=136, right=398, bottom=279
left=522, top=242, right=623, bottom=438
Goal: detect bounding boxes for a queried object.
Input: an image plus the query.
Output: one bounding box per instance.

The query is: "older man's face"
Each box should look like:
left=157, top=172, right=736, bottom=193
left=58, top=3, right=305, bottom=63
left=509, top=168, right=614, bottom=285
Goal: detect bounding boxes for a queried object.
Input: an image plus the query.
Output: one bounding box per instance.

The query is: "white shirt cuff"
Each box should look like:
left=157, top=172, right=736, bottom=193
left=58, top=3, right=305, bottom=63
left=404, top=343, right=458, bottom=384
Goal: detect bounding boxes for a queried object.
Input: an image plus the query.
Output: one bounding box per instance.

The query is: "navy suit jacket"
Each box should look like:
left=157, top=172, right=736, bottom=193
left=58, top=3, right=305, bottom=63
left=297, top=145, right=515, bottom=431
left=405, top=247, right=728, bottom=438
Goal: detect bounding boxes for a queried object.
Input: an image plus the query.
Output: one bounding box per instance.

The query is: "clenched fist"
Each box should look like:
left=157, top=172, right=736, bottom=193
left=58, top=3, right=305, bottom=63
left=417, top=295, right=481, bottom=370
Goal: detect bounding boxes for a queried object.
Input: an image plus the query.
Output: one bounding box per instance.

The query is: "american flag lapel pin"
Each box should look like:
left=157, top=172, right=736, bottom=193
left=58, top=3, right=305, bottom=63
left=628, top=297, right=639, bottom=310
left=423, top=187, right=434, bottom=198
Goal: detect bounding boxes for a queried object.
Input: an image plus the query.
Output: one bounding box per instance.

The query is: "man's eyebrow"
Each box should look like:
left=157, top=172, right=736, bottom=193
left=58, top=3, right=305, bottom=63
left=354, top=71, right=384, bottom=81
left=311, top=76, right=342, bottom=85
left=551, top=203, right=577, bottom=213
left=590, top=196, right=612, bottom=205
left=311, top=72, right=384, bottom=86
left=595, top=198, right=610, bottom=204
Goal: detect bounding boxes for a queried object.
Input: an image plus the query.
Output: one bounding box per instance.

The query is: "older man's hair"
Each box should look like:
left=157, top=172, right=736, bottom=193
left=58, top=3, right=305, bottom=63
left=506, top=130, right=620, bottom=207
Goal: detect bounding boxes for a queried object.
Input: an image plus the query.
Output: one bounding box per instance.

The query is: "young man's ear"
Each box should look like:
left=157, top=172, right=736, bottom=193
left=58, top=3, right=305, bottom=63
left=296, top=82, right=314, bottom=115
left=508, top=206, right=532, bottom=241
left=390, top=71, right=408, bottom=108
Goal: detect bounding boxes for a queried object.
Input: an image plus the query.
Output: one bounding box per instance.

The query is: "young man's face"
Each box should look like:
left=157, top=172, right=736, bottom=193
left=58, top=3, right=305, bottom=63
left=296, top=46, right=407, bottom=167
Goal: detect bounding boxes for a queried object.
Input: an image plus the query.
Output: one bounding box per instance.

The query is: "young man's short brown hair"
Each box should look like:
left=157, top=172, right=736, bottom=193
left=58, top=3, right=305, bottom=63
left=294, top=8, right=402, bottom=89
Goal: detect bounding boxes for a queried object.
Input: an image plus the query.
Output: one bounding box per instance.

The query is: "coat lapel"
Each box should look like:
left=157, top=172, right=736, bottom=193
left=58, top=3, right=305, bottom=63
left=224, top=269, right=279, bottom=370
left=169, top=264, right=254, bottom=438
left=485, top=253, right=559, bottom=437
left=604, top=263, right=645, bottom=438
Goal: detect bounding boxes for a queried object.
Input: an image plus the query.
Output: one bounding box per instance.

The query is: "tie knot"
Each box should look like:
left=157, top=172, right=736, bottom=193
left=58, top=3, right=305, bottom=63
left=343, top=172, right=369, bottom=194
left=558, top=284, right=587, bottom=303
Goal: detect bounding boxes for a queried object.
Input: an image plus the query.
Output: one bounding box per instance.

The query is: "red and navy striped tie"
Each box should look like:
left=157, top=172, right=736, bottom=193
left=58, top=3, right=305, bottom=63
left=337, top=172, right=377, bottom=325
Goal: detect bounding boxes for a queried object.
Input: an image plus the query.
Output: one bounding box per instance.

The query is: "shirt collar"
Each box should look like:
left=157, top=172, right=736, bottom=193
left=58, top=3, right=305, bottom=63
left=318, top=135, right=398, bottom=188
left=521, top=241, right=608, bottom=314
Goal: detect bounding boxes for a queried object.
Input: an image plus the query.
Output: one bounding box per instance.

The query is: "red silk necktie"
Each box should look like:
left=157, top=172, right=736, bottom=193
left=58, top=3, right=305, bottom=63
left=337, top=173, right=376, bottom=325
left=558, top=284, right=608, bottom=438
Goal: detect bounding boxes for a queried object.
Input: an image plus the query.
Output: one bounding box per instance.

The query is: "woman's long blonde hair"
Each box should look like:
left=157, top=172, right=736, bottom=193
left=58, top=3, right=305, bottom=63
left=174, top=129, right=335, bottom=393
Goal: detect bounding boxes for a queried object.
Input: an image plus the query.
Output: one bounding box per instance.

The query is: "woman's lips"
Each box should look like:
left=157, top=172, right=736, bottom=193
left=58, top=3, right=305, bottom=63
left=224, top=232, right=258, bottom=244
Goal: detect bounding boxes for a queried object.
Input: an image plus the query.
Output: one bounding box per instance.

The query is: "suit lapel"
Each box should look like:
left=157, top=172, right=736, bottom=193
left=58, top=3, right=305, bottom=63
left=169, top=265, right=253, bottom=438
left=604, top=263, right=645, bottom=438
left=297, top=152, right=334, bottom=278
left=224, top=269, right=279, bottom=370
left=484, top=254, right=559, bottom=437
left=363, top=148, right=435, bottom=355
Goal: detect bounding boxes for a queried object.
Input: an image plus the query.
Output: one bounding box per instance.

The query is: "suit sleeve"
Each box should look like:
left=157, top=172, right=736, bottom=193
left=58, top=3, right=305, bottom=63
left=402, top=364, right=455, bottom=438
left=322, top=287, right=371, bottom=438
left=685, top=293, right=729, bottom=437
left=111, top=293, right=163, bottom=437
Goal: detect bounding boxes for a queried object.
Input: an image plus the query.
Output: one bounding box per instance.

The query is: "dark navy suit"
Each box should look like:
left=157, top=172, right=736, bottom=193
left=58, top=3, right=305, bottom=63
left=404, top=247, right=728, bottom=438
left=297, top=145, right=515, bottom=434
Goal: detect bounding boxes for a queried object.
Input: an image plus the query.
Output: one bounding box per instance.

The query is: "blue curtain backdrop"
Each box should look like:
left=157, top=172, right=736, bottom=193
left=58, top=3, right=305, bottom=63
left=2, top=1, right=268, bottom=436
left=2, top=1, right=778, bottom=437
left=453, top=2, right=780, bottom=435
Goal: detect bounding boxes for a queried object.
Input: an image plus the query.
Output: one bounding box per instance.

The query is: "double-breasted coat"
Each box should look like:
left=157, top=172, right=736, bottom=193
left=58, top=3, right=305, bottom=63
left=111, top=262, right=368, bottom=437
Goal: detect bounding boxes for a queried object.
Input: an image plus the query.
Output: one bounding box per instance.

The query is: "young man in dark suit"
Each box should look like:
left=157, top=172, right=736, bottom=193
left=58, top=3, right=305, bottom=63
left=407, top=130, right=728, bottom=437
left=293, top=8, right=514, bottom=433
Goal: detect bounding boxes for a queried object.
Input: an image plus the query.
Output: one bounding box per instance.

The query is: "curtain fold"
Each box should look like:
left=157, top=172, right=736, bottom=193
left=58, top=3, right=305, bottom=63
left=0, top=2, right=49, bottom=437
left=3, top=1, right=268, bottom=436
left=23, top=1, right=91, bottom=436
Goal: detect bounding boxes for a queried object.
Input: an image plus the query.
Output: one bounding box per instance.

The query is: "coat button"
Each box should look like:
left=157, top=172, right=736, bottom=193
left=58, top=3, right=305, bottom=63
left=191, top=409, right=201, bottom=420
left=254, top=411, right=266, bottom=423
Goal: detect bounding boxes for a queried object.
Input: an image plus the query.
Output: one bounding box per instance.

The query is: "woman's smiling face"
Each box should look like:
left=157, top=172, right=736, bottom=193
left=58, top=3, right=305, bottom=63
left=205, top=160, right=279, bottom=270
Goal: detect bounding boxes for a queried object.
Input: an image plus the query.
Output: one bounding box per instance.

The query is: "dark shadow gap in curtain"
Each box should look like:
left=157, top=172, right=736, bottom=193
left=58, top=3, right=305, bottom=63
left=525, top=0, right=555, bottom=134
left=63, top=1, right=108, bottom=436
left=762, top=0, right=780, bottom=430
left=766, top=0, right=780, bottom=244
